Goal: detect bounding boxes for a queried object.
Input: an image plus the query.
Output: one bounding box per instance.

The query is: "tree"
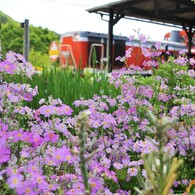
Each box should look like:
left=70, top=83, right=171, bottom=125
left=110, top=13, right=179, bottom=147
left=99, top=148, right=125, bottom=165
left=0, top=10, right=59, bottom=66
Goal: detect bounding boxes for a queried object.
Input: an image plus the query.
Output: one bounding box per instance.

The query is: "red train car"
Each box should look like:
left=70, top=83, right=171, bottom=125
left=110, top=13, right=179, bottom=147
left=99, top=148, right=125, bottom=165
left=164, top=30, right=195, bottom=55
left=59, top=31, right=129, bottom=70
left=58, top=30, right=192, bottom=70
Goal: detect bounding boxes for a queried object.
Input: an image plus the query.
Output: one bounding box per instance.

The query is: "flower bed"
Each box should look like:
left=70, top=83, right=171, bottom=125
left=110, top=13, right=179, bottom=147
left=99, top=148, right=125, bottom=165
left=0, top=44, right=195, bottom=194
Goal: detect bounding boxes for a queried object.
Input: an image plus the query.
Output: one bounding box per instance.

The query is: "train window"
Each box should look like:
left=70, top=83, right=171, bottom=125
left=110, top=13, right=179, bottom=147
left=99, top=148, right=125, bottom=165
left=164, top=37, right=170, bottom=41
left=193, top=37, right=195, bottom=46
left=180, top=36, right=185, bottom=43
left=74, top=33, right=80, bottom=41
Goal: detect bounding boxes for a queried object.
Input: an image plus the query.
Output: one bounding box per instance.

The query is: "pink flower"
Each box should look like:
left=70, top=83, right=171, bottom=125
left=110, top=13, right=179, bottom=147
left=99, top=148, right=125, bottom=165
left=189, top=58, right=195, bottom=65
left=32, top=173, right=48, bottom=190
left=17, top=186, right=37, bottom=195
left=174, top=56, right=187, bottom=66
left=27, top=163, right=41, bottom=174
left=21, top=132, right=33, bottom=143
left=158, top=93, right=170, bottom=102
left=139, top=34, right=147, bottom=43
left=0, top=145, right=10, bottom=164
left=0, top=60, right=17, bottom=74
left=129, top=35, right=135, bottom=41
left=58, top=104, right=73, bottom=116
left=44, top=131, right=59, bottom=143
left=7, top=173, right=23, bottom=189
left=113, top=162, right=124, bottom=169
left=154, top=42, right=161, bottom=50
left=188, top=69, right=195, bottom=77
left=52, top=147, right=73, bottom=164
left=38, top=105, right=55, bottom=117
left=125, top=48, right=133, bottom=58
left=23, top=92, right=33, bottom=101
left=142, top=47, right=151, bottom=57
left=89, top=177, right=103, bottom=194
left=32, top=134, right=44, bottom=147
left=142, top=169, right=147, bottom=178
left=55, top=122, right=68, bottom=135
left=127, top=167, right=138, bottom=176
left=12, top=129, right=23, bottom=142
left=7, top=93, right=20, bottom=103
left=72, top=182, right=84, bottom=194
left=179, top=49, right=186, bottom=55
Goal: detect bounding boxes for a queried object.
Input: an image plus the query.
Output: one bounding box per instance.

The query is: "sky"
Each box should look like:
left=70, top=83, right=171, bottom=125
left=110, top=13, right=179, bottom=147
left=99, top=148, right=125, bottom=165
left=0, top=0, right=181, bottom=41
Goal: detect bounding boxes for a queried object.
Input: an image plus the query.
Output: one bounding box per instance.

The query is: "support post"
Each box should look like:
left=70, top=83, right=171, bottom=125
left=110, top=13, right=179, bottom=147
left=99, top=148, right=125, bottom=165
left=106, top=11, right=124, bottom=72
left=107, top=10, right=114, bottom=73
left=183, top=25, right=194, bottom=58
left=0, top=23, right=2, bottom=61
left=21, top=19, right=30, bottom=61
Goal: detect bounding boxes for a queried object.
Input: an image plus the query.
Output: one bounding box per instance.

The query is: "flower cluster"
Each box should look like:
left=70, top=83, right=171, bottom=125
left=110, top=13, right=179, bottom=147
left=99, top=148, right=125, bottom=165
left=0, top=43, right=194, bottom=195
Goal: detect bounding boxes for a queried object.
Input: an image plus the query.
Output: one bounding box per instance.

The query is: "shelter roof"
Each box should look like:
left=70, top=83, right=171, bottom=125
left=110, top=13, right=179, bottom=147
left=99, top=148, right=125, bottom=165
left=87, top=0, right=195, bottom=29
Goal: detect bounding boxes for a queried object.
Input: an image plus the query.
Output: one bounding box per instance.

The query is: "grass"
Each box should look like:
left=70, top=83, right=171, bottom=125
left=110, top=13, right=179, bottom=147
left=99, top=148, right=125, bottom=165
left=7, top=67, right=120, bottom=114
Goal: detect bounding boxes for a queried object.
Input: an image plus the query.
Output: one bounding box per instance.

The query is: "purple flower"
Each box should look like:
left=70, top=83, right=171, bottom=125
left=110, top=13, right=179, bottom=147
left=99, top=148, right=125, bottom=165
left=158, top=93, right=170, bottom=102
left=32, top=134, right=44, bottom=147
left=12, top=129, right=23, bottom=142
left=23, top=93, right=34, bottom=101
left=189, top=57, right=195, bottom=66
left=59, top=104, right=73, bottom=116
left=7, top=93, right=20, bottom=103
left=55, top=122, right=68, bottom=134
left=154, top=42, right=161, bottom=50
left=21, top=132, right=33, bottom=143
left=32, top=173, right=48, bottom=190
left=89, top=177, right=103, bottom=194
left=115, top=56, right=126, bottom=62
left=139, top=34, right=147, bottom=43
left=7, top=173, right=23, bottom=189
left=0, top=145, right=10, bottom=164
left=179, top=49, right=186, bottom=55
left=17, top=185, right=37, bottom=195
left=188, top=69, right=195, bottom=77
left=125, top=48, right=133, bottom=58
left=72, top=182, right=84, bottom=194
left=142, top=47, right=151, bottom=58
left=142, top=169, right=147, bottom=178
left=129, top=35, right=135, bottom=41
left=52, top=147, right=73, bottom=164
left=44, top=131, right=59, bottom=143
left=113, top=162, right=124, bottom=169
left=38, top=105, right=55, bottom=117
left=0, top=60, right=17, bottom=74
left=127, top=167, right=138, bottom=176
left=174, top=56, right=187, bottom=66
left=101, top=113, right=116, bottom=129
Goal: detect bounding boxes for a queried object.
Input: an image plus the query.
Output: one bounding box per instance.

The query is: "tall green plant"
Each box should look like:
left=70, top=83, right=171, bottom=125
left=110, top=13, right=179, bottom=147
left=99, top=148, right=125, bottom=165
left=23, top=67, right=119, bottom=114
left=135, top=111, right=183, bottom=195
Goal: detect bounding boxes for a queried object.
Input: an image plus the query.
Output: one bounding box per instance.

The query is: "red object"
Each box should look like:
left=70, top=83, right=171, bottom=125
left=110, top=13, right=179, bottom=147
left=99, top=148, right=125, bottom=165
left=58, top=30, right=191, bottom=70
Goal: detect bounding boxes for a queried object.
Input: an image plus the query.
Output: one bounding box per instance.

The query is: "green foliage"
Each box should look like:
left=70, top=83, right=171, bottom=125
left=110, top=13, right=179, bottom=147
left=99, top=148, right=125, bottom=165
left=0, top=10, right=16, bottom=25
left=0, top=182, right=15, bottom=195
left=115, top=168, right=139, bottom=192
left=104, top=178, right=120, bottom=193
left=29, top=48, right=50, bottom=67
left=6, top=67, right=119, bottom=114
left=30, top=26, right=59, bottom=54
left=0, top=10, right=59, bottom=67
left=119, top=177, right=139, bottom=192
left=1, top=22, right=23, bottom=55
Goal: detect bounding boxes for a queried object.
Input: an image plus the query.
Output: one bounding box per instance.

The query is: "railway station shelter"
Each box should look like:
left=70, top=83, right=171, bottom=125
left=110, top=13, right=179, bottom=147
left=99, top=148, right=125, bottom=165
left=87, top=0, right=195, bottom=72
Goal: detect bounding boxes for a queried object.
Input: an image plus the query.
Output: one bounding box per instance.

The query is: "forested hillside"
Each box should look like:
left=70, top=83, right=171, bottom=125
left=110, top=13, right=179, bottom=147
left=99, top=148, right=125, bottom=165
left=0, top=11, right=59, bottom=66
